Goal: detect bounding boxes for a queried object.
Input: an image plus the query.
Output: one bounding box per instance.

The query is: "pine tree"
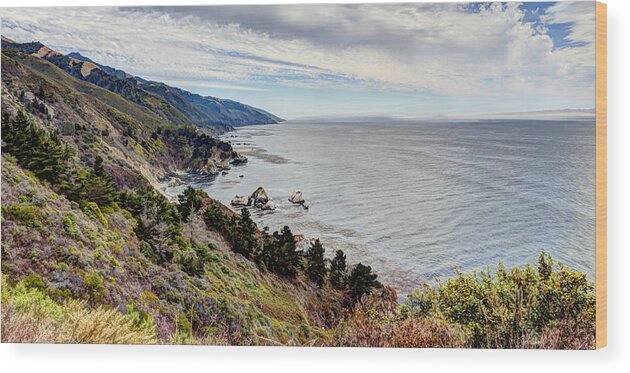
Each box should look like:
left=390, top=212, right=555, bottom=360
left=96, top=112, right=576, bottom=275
left=177, top=186, right=207, bottom=222
left=82, top=155, right=119, bottom=207
left=329, top=250, right=348, bottom=289
left=203, top=202, right=228, bottom=232
left=305, top=239, right=327, bottom=288
left=233, top=208, right=258, bottom=258
left=2, top=110, right=71, bottom=183
left=277, top=225, right=300, bottom=278
left=347, top=263, right=381, bottom=302
left=255, top=227, right=279, bottom=271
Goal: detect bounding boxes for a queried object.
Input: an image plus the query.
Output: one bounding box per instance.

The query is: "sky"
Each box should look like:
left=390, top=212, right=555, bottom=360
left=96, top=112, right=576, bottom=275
left=1, top=2, right=596, bottom=120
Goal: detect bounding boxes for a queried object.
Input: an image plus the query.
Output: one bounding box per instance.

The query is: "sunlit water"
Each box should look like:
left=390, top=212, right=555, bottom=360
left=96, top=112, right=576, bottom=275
left=166, top=120, right=595, bottom=295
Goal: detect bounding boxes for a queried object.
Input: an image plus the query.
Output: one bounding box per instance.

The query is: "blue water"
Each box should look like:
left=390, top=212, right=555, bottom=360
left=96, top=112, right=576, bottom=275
left=166, top=120, right=595, bottom=294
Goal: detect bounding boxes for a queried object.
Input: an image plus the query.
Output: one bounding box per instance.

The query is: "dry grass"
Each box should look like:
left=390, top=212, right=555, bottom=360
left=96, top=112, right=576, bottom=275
left=391, top=316, right=468, bottom=348
left=1, top=302, right=60, bottom=343
left=61, top=299, right=156, bottom=344
left=1, top=276, right=157, bottom=344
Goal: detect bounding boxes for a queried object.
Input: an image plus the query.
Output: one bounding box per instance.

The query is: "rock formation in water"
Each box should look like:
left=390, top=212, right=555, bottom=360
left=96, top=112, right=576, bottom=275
left=250, top=187, right=270, bottom=208
left=231, top=153, right=248, bottom=165
left=289, top=189, right=310, bottom=209
left=289, top=190, right=305, bottom=204
left=231, top=195, right=250, bottom=206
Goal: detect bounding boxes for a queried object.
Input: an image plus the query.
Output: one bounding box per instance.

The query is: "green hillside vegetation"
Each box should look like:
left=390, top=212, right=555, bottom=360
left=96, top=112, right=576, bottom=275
left=1, top=50, right=236, bottom=189
left=0, top=45, right=595, bottom=348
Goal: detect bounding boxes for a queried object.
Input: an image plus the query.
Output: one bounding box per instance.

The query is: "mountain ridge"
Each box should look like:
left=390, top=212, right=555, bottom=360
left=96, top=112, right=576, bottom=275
left=1, top=36, right=283, bottom=131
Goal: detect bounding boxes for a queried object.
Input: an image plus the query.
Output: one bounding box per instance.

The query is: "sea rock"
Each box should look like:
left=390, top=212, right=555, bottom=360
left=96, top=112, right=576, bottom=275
left=239, top=175, right=244, bottom=178
left=221, top=171, right=228, bottom=176
left=261, top=201, right=277, bottom=211
left=288, top=190, right=305, bottom=204
left=250, top=186, right=270, bottom=207
left=231, top=153, right=248, bottom=165
left=231, top=195, right=250, bottom=207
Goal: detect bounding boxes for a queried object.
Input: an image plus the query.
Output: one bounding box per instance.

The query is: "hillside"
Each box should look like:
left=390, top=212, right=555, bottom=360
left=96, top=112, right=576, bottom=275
left=1, top=37, right=283, bottom=132
left=1, top=42, right=596, bottom=348
left=0, top=45, right=367, bottom=345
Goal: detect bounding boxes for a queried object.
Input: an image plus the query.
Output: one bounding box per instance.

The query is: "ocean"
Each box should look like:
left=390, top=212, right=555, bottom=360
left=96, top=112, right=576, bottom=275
left=166, top=120, right=596, bottom=295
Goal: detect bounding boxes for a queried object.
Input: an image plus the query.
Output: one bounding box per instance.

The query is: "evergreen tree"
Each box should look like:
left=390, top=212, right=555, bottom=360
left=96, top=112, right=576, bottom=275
left=2, top=110, right=71, bottom=184
left=83, top=155, right=119, bottom=207
left=255, top=226, right=278, bottom=271
left=233, top=208, right=258, bottom=258
left=305, top=239, right=327, bottom=288
left=203, top=202, right=228, bottom=232
left=120, top=188, right=182, bottom=263
left=329, top=250, right=347, bottom=289
left=177, top=186, right=207, bottom=222
left=347, top=263, right=381, bottom=302
left=276, top=225, right=300, bottom=278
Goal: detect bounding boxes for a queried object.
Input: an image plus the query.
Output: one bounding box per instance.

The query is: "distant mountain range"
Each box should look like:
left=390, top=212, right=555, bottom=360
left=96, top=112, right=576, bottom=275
left=1, top=36, right=283, bottom=131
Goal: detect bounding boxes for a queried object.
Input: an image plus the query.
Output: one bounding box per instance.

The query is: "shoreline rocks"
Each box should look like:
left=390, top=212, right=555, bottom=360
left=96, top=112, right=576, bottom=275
left=218, top=159, right=231, bottom=171
left=195, top=159, right=219, bottom=175
left=231, top=153, right=248, bottom=165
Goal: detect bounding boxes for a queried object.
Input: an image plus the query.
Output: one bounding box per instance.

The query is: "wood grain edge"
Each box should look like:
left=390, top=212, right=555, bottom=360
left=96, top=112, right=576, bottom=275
left=595, top=1, right=607, bottom=350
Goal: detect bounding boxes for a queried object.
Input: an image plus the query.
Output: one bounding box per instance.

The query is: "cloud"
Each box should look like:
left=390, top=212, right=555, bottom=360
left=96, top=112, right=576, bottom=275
left=1, top=2, right=595, bottom=116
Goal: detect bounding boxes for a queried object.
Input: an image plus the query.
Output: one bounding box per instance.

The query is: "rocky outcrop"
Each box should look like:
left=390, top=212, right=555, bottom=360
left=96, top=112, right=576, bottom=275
left=231, top=153, right=248, bottom=165
left=231, top=195, right=249, bottom=207
left=231, top=187, right=276, bottom=211
left=289, top=189, right=310, bottom=209
left=21, top=91, right=55, bottom=121
left=250, top=186, right=270, bottom=208
left=218, top=159, right=231, bottom=171
left=196, top=159, right=219, bottom=175
left=289, top=190, right=305, bottom=204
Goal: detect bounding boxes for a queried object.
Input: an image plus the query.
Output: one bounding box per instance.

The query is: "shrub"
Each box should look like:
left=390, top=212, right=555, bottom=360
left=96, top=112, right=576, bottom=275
left=174, top=242, right=211, bottom=277
left=176, top=311, right=192, bottom=336
left=22, top=274, right=46, bottom=291
left=2, top=276, right=65, bottom=322
left=62, top=213, right=77, bottom=236
left=82, top=271, right=106, bottom=303
left=4, top=204, right=42, bottom=228
left=1, top=276, right=155, bottom=344
left=81, top=201, right=107, bottom=227
left=402, top=253, right=595, bottom=349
